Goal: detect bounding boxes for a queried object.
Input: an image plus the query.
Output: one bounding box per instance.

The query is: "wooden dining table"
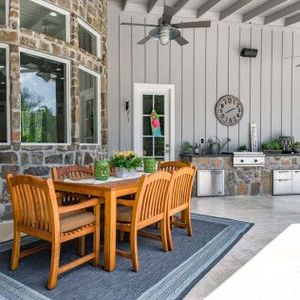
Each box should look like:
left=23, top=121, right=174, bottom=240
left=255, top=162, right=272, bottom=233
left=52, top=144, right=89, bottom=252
left=54, top=177, right=140, bottom=272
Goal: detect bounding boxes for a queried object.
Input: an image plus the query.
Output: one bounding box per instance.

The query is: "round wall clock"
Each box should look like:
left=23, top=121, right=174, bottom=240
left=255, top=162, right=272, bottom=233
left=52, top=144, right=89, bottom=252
left=215, top=95, right=244, bottom=127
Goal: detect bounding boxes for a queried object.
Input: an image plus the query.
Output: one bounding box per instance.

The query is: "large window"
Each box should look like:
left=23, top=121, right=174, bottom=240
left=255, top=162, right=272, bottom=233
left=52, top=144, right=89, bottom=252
left=78, top=19, right=101, bottom=57
left=20, top=50, right=69, bottom=144
left=0, top=0, right=6, bottom=25
left=0, top=45, right=8, bottom=143
left=79, top=67, right=100, bottom=144
left=20, top=0, right=69, bottom=41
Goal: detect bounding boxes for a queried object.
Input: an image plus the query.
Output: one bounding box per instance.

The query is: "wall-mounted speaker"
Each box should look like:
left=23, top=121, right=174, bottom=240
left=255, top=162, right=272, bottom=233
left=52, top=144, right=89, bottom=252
left=240, top=48, right=258, bottom=58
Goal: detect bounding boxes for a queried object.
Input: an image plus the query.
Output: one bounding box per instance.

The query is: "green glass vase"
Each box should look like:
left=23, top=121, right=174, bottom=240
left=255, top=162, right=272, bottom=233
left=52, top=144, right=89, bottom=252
left=143, top=158, right=156, bottom=173
left=94, top=160, right=110, bottom=180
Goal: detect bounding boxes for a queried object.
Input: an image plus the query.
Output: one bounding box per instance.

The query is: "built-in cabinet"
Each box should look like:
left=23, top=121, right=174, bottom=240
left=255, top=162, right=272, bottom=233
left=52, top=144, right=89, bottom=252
left=273, top=170, right=300, bottom=195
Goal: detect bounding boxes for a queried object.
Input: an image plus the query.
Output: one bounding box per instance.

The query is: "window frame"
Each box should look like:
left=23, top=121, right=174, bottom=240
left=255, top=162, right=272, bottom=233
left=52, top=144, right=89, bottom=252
left=78, top=65, right=101, bottom=145
left=20, top=0, right=71, bottom=42
left=0, top=0, right=10, bottom=26
left=20, top=47, right=71, bottom=146
left=78, top=18, right=102, bottom=58
left=0, top=43, right=10, bottom=145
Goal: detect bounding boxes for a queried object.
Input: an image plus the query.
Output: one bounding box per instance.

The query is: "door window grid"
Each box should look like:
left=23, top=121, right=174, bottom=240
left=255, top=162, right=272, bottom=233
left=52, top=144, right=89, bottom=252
left=142, top=94, right=165, bottom=160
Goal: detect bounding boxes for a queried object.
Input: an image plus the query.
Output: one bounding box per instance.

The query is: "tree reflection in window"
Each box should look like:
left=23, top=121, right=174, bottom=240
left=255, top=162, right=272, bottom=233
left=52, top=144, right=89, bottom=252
left=20, top=52, right=67, bottom=143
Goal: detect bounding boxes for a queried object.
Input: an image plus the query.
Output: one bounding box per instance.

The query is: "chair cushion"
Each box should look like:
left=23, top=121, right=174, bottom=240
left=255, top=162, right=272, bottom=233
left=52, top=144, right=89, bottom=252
left=117, top=206, right=132, bottom=223
left=60, top=211, right=96, bottom=233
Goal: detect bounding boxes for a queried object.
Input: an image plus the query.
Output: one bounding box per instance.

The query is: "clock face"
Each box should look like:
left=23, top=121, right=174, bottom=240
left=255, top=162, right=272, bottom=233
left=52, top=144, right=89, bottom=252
left=215, top=95, right=243, bottom=127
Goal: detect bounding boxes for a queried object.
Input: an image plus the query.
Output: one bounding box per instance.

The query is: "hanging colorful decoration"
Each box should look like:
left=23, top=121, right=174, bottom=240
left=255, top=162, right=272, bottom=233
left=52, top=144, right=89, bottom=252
left=150, top=109, right=161, bottom=137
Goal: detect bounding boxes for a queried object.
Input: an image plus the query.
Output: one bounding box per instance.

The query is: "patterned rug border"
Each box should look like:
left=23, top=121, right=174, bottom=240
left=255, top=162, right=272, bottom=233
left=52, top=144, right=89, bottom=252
left=0, top=214, right=253, bottom=300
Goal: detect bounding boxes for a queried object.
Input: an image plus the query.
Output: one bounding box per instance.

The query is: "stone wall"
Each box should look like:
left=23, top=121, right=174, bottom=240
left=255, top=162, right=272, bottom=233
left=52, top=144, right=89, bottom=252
left=181, top=154, right=300, bottom=196
left=0, top=0, right=108, bottom=222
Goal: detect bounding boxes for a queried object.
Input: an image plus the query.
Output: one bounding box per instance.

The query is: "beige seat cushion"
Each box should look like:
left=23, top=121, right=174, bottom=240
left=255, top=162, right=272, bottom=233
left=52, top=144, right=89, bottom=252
left=117, top=206, right=132, bottom=223
left=60, top=211, right=96, bottom=233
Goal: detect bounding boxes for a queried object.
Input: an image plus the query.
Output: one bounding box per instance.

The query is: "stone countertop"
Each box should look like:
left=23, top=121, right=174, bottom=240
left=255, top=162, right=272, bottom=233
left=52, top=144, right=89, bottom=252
left=180, top=152, right=300, bottom=157
left=180, top=153, right=232, bottom=157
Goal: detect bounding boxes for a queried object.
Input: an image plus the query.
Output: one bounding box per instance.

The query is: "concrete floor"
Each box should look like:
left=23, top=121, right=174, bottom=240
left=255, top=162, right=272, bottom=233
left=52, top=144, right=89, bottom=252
left=185, top=195, right=300, bottom=300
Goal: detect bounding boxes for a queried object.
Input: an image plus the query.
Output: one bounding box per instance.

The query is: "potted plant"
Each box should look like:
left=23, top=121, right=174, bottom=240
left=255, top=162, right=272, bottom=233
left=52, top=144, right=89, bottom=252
left=182, top=142, right=193, bottom=155
left=109, top=151, right=143, bottom=178
left=237, top=144, right=248, bottom=152
left=294, top=142, right=300, bottom=153
left=261, top=138, right=282, bottom=154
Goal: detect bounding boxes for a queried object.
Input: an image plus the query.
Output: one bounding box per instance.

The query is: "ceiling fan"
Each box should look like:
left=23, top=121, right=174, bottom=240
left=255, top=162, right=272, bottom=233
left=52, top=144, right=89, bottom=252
left=121, top=5, right=211, bottom=46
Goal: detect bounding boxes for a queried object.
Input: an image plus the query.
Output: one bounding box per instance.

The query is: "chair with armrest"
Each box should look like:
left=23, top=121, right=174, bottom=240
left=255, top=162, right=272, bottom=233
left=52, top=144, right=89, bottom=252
left=166, top=166, right=197, bottom=251
left=116, top=171, right=172, bottom=271
left=6, top=174, right=101, bottom=289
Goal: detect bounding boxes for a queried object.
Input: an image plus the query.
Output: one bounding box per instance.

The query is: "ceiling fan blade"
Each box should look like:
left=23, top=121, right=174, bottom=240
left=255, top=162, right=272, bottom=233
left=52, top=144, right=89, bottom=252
left=172, top=21, right=211, bottom=29
left=137, top=35, right=152, bottom=45
left=121, top=22, right=158, bottom=27
left=174, top=35, right=189, bottom=46
left=162, top=5, right=175, bottom=25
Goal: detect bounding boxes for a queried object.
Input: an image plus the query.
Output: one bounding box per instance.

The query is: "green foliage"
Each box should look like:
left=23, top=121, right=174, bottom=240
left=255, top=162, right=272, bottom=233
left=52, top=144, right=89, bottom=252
left=109, top=151, right=143, bottom=170
left=182, top=142, right=193, bottom=153
left=237, top=144, right=248, bottom=151
left=261, top=138, right=282, bottom=151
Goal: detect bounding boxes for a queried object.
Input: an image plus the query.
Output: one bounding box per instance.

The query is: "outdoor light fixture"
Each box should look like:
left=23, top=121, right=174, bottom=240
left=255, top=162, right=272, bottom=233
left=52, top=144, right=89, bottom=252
left=50, top=11, right=58, bottom=17
left=160, top=26, right=170, bottom=46
left=0, top=65, right=4, bottom=69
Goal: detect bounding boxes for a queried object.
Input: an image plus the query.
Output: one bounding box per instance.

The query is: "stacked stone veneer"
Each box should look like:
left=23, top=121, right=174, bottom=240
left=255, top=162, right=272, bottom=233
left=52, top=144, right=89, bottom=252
left=181, top=154, right=300, bottom=196
left=0, top=0, right=107, bottom=222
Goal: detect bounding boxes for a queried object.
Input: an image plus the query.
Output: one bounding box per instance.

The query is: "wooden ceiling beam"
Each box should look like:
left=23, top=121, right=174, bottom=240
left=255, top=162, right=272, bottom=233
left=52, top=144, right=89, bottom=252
left=265, top=2, right=300, bottom=24
left=220, top=0, right=253, bottom=20
left=122, top=0, right=129, bottom=11
left=285, top=12, right=300, bottom=26
left=197, top=0, right=222, bottom=18
left=243, top=0, right=288, bottom=23
left=172, top=0, right=191, bottom=16
left=147, top=0, right=159, bottom=14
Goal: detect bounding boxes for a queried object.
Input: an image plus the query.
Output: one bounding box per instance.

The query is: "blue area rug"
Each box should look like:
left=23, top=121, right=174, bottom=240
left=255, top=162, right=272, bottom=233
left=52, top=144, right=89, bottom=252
left=0, top=214, right=253, bottom=300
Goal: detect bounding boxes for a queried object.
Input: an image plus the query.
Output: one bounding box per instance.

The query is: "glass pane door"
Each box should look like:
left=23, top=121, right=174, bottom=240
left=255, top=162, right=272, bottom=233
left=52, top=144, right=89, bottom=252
left=142, top=94, right=165, bottom=160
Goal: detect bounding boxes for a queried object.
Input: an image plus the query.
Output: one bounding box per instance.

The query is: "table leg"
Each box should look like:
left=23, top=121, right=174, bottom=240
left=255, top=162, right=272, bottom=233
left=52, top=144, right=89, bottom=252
left=103, top=191, right=117, bottom=271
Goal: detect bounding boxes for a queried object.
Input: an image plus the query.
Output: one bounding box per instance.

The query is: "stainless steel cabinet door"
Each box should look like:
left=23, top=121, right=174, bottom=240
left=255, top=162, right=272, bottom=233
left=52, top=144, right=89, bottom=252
left=292, top=171, right=300, bottom=194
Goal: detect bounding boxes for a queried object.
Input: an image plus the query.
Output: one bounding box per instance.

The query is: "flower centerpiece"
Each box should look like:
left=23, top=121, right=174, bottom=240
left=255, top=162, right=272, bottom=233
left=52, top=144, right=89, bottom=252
left=109, top=151, right=143, bottom=178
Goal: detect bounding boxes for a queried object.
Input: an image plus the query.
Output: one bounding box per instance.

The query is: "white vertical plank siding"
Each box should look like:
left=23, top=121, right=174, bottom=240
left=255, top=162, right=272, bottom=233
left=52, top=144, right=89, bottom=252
left=108, top=10, right=300, bottom=155
left=206, top=23, right=218, bottom=141
left=239, top=26, right=251, bottom=147
left=217, top=23, right=229, bottom=144
left=228, top=24, right=240, bottom=151
left=119, top=15, right=132, bottom=150
left=182, top=28, right=194, bottom=144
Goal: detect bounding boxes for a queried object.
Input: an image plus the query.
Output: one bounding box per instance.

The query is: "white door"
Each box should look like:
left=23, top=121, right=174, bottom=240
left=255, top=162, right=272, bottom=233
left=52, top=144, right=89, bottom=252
left=133, top=83, right=175, bottom=161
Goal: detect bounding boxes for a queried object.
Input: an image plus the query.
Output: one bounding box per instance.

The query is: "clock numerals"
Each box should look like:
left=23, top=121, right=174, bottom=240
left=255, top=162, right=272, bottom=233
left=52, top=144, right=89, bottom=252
left=215, top=95, right=243, bottom=126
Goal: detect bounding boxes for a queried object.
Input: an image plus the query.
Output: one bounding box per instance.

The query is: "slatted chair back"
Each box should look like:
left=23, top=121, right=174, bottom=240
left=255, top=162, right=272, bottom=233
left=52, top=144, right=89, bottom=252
left=132, top=171, right=172, bottom=228
left=157, top=160, right=191, bottom=172
left=51, top=165, right=94, bottom=180
left=169, top=166, right=196, bottom=213
left=6, top=174, right=59, bottom=234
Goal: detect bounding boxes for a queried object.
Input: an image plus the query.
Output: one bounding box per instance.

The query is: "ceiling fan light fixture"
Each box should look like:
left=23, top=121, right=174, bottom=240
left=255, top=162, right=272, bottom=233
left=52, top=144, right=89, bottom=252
left=159, top=26, right=170, bottom=46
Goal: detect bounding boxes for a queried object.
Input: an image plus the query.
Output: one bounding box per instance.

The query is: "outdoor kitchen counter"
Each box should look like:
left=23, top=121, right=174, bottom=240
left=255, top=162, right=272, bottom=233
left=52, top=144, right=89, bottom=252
left=180, top=153, right=300, bottom=196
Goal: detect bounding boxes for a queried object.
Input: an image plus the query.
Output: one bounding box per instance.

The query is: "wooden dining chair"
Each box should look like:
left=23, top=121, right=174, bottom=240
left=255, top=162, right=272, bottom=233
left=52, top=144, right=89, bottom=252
left=116, top=171, right=172, bottom=271
left=166, top=166, right=197, bottom=251
left=6, top=174, right=101, bottom=290
left=51, top=164, right=96, bottom=255
left=157, top=160, right=192, bottom=172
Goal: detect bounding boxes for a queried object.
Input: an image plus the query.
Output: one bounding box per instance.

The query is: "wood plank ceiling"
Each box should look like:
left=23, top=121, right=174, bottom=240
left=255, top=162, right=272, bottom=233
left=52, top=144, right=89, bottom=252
left=109, top=0, right=300, bottom=26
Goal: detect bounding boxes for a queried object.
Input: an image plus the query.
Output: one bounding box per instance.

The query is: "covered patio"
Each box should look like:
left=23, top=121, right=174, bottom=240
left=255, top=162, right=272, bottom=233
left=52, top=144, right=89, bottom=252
left=0, top=0, right=300, bottom=299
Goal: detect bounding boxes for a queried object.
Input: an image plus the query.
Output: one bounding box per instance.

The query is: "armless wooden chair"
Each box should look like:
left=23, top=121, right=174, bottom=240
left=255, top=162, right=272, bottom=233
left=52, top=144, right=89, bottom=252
left=157, top=160, right=191, bottom=172
left=116, top=171, right=172, bottom=271
left=6, top=174, right=100, bottom=290
left=166, top=166, right=196, bottom=251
